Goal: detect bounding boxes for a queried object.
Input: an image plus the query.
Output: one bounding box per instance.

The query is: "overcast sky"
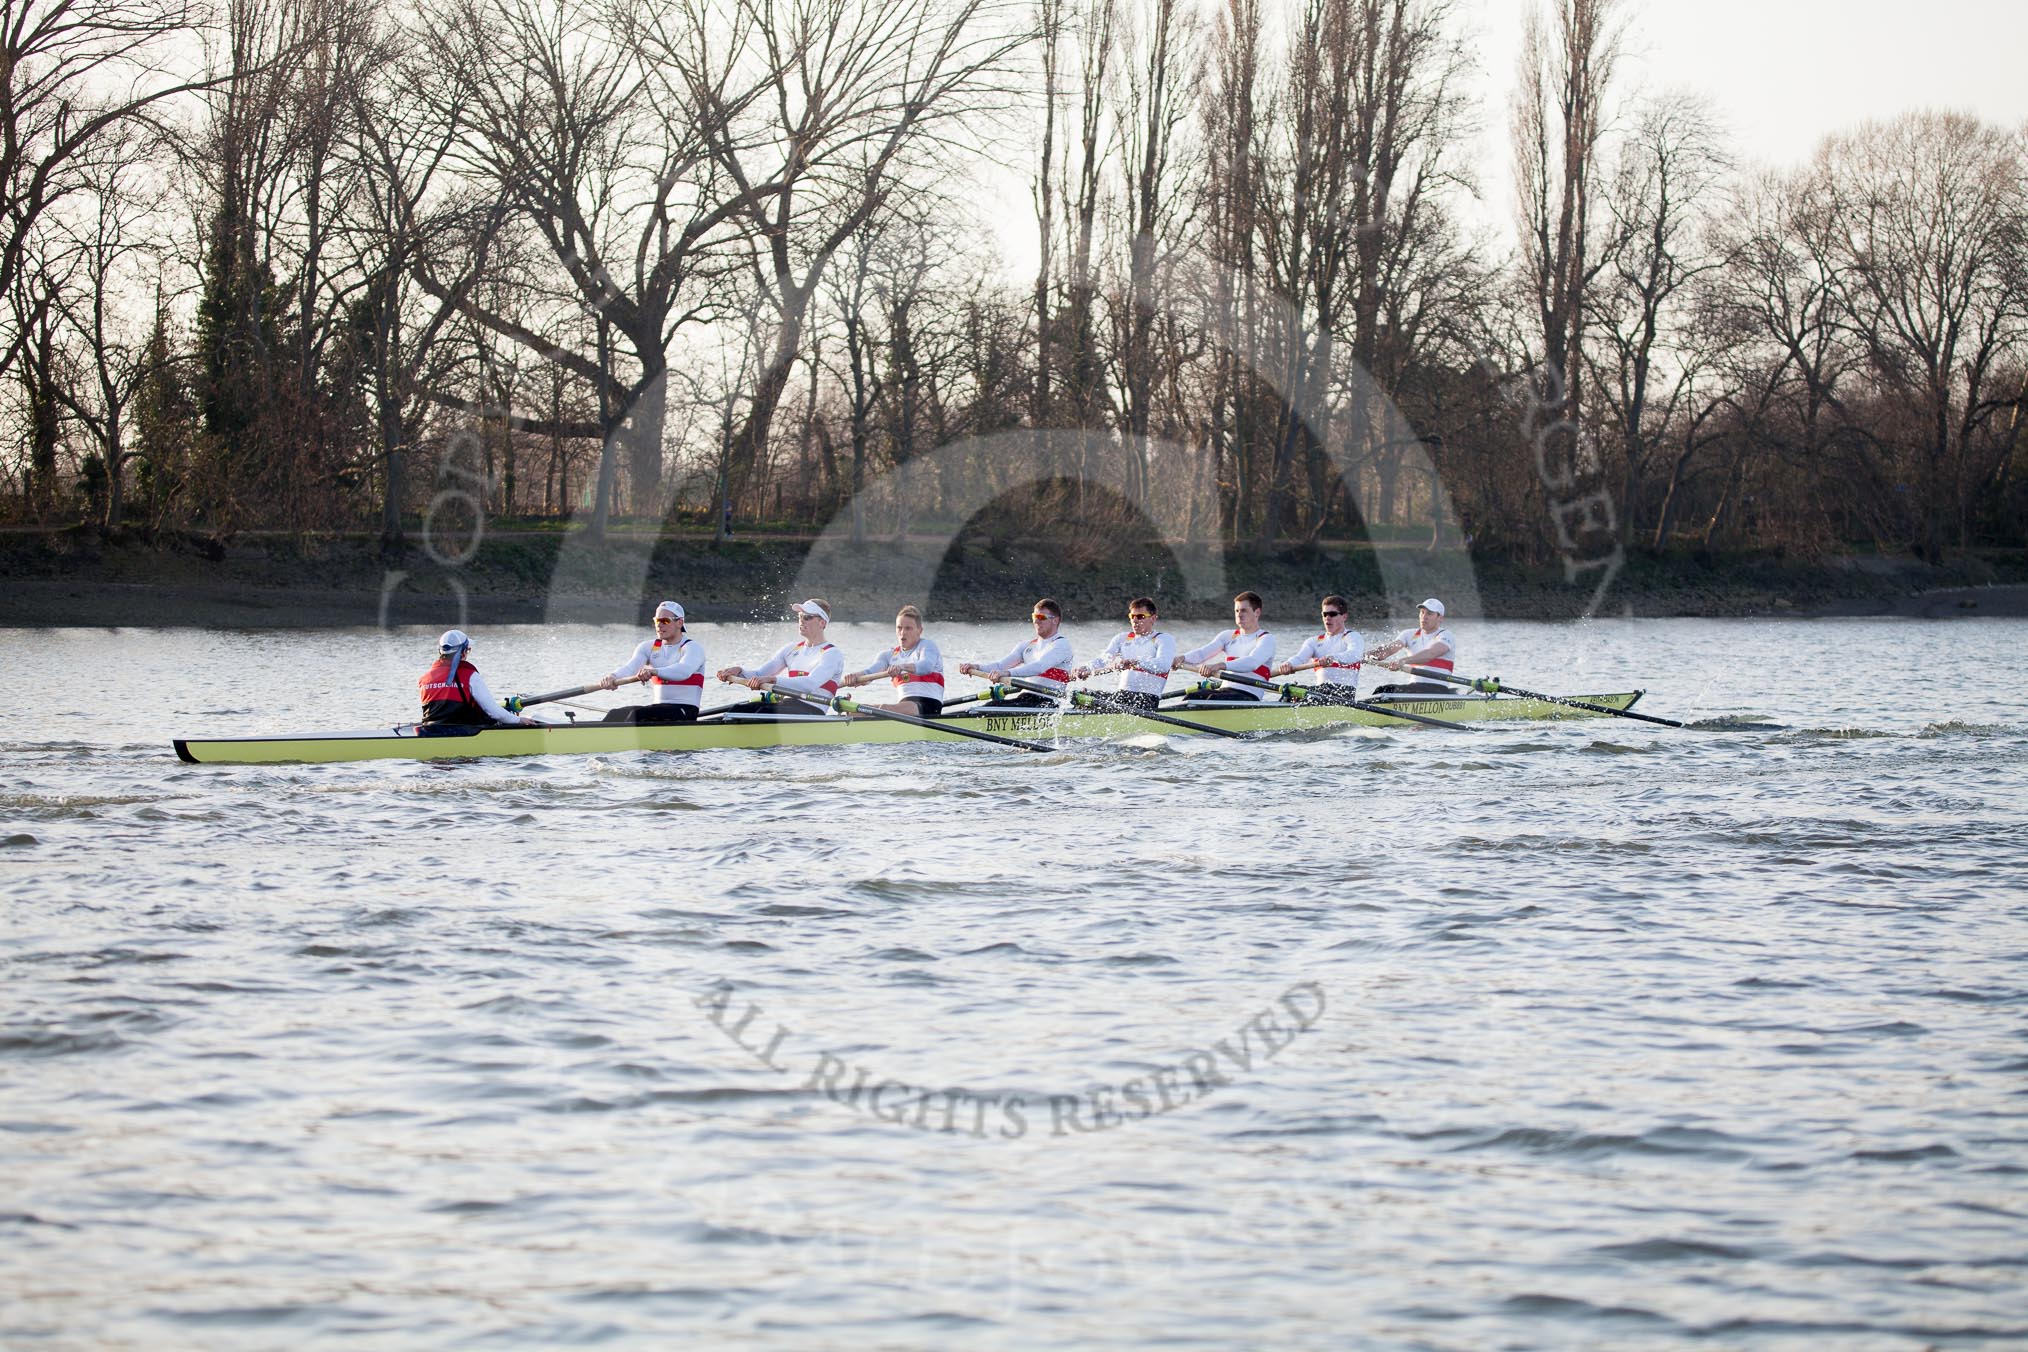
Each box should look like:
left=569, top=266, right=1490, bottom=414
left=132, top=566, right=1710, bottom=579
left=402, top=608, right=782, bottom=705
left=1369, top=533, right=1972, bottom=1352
left=1461, top=0, right=2028, bottom=216
left=974, top=0, right=2028, bottom=276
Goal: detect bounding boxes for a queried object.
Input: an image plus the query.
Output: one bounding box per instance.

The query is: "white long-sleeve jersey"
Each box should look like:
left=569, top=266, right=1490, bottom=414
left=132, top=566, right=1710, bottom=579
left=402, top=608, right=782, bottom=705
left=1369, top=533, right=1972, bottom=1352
left=856, top=637, right=946, bottom=704
left=1284, top=629, right=1364, bottom=687
left=1181, top=627, right=1277, bottom=700
left=1390, top=625, right=1456, bottom=672
left=751, top=639, right=843, bottom=700
left=1092, top=629, right=1177, bottom=696
left=461, top=667, right=520, bottom=723
left=984, top=634, right=1074, bottom=696
left=611, top=635, right=706, bottom=706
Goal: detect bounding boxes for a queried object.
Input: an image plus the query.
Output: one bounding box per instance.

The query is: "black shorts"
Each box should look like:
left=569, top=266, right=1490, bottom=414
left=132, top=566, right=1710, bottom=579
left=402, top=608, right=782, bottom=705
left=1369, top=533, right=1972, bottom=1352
left=721, top=696, right=830, bottom=717
left=902, top=697, right=943, bottom=718
left=1301, top=684, right=1363, bottom=705
left=1098, top=691, right=1159, bottom=711
left=601, top=703, right=699, bottom=724
left=1368, top=682, right=1452, bottom=697
left=1181, top=686, right=1258, bottom=703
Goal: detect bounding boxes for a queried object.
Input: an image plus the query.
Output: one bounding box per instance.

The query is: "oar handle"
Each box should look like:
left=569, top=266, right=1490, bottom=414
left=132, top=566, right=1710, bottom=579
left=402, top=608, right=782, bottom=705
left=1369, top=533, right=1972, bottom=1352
left=1212, top=669, right=1307, bottom=700
left=507, top=681, right=606, bottom=712
left=1403, top=665, right=1497, bottom=693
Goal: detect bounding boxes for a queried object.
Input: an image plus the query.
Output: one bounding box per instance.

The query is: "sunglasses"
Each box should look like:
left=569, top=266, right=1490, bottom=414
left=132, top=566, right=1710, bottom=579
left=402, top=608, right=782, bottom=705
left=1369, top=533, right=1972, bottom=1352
left=1128, top=612, right=1155, bottom=621
left=1321, top=610, right=1344, bottom=619
left=1031, top=613, right=1053, bottom=622
left=655, top=616, right=679, bottom=623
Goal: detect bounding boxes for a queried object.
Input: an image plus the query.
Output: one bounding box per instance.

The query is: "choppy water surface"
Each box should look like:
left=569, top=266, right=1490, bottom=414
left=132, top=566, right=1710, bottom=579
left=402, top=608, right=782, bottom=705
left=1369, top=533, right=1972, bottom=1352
left=3, top=617, right=2026, bottom=1350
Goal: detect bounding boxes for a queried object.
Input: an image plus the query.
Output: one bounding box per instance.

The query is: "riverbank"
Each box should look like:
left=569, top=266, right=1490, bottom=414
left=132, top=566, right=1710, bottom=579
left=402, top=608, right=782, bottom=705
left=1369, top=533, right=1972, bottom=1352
left=3, top=528, right=2024, bottom=627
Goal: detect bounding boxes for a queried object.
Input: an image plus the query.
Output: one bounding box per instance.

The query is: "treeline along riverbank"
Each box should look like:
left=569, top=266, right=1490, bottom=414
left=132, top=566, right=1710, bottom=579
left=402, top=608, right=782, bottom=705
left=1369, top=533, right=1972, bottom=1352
left=4, top=529, right=2025, bottom=628
left=5, top=1, right=2026, bottom=582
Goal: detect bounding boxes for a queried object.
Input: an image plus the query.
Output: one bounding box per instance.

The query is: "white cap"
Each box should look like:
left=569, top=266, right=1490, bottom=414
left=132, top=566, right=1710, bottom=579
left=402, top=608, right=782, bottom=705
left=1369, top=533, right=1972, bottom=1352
left=1418, top=598, right=1445, bottom=617
left=790, top=599, right=829, bottom=623
left=438, top=629, right=471, bottom=653
left=653, top=600, right=685, bottom=621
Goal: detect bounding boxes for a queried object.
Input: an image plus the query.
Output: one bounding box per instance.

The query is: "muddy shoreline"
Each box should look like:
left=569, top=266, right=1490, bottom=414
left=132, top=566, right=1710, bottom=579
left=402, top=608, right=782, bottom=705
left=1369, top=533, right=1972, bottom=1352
left=4, top=530, right=2024, bottom=628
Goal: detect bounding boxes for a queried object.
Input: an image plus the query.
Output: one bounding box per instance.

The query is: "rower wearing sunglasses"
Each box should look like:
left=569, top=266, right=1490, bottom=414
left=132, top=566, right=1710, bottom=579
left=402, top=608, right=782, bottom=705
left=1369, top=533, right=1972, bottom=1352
left=597, top=600, right=706, bottom=723
left=1271, top=594, right=1363, bottom=704
left=1174, top=591, right=1276, bottom=702
left=714, top=598, right=844, bottom=715
left=1071, top=596, right=1175, bottom=711
left=958, top=597, right=1073, bottom=708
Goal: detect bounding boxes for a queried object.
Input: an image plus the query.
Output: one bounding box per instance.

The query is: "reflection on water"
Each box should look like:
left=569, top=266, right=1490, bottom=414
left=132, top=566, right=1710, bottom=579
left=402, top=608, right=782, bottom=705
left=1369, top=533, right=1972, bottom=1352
left=3, top=618, right=2026, bottom=1349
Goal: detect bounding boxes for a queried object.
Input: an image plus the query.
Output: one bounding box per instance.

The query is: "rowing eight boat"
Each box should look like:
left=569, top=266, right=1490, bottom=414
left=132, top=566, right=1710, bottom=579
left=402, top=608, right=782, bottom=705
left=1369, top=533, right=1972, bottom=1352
left=172, top=690, right=1646, bottom=765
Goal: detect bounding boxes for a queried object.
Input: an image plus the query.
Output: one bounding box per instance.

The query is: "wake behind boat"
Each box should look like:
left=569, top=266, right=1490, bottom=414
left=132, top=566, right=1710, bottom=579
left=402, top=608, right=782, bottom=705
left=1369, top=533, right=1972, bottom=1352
left=172, top=689, right=1646, bottom=765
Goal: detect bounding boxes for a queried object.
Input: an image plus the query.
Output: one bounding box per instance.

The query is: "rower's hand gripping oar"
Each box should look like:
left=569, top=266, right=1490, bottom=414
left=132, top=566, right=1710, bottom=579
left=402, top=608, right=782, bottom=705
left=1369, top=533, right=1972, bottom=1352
left=830, top=695, right=1056, bottom=752
left=1402, top=666, right=1683, bottom=728
left=1005, top=677, right=1243, bottom=738
left=505, top=681, right=607, bottom=713
left=1213, top=669, right=1474, bottom=731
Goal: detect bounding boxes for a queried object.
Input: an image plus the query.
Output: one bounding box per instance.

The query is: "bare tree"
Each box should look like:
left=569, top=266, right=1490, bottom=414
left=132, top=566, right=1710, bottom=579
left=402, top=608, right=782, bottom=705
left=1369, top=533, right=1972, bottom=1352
left=1699, top=165, right=1866, bottom=547
left=822, top=222, right=886, bottom=545
left=423, top=0, right=776, bottom=536
left=1110, top=0, right=1200, bottom=506
left=0, top=0, right=223, bottom=377
left=1586, top=89, right=1728, bottom=544
left=1511, top=0, right=1622, bottom=430
left=1823, top=111, right=2028, bottom=557
left=341, top=17, right=508, bottom=544
left=1332, top=0, right=1470, bottom=537
left=1031, top=0, right=1064, bottom=437
left=189, top=0, right=377, bottom=534
left=39, top=151, right=169, bottom=530
left=1197, top=0, right=1266, bottom=538
left=684, top=0, right=1027, bottom=530
left=1253, top=0, right=1465, bottom=546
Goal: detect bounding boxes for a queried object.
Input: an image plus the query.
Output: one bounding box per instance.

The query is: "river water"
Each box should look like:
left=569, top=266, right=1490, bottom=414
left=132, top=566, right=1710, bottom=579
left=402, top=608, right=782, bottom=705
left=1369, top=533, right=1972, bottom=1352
left=3, top=617, right=2026, bottom=1350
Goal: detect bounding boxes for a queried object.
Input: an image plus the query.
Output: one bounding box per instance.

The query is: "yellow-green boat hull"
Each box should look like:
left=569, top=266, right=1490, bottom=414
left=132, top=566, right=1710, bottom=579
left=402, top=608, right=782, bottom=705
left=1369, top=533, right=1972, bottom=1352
left=172, top=692, right=1645, bottom=765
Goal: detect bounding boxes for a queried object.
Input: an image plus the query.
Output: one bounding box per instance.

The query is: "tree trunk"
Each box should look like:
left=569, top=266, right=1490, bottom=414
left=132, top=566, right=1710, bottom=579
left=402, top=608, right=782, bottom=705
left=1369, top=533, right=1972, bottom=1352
left=379, top=407, right=406, bottom=544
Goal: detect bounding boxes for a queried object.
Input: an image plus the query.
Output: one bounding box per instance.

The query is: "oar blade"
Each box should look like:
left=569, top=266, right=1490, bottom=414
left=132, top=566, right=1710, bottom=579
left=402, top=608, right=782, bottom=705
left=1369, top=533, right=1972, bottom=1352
left=1403, top=665, right=1684, bottom=728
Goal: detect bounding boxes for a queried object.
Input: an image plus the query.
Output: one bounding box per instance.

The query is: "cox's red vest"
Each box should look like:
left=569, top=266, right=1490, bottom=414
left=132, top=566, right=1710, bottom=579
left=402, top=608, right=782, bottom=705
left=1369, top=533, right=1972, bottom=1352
left=419, top=656, right=484, bottom=723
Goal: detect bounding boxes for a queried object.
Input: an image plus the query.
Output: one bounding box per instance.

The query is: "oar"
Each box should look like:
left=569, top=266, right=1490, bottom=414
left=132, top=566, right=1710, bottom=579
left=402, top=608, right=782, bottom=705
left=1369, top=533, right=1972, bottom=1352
left=1401, top=665, right=1684, bottom=728
left=1006, top=677, right=1241, bottom=738
left=506, top=681, right=605, bottom=713
left=1214, top=669, right=1473, bottom=731
left=830, top=695, right=1056, bottom=752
